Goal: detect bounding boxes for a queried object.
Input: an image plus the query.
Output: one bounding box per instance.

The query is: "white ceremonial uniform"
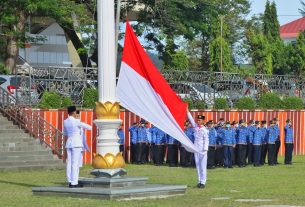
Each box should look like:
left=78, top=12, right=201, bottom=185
left=187, top=112, right=209, bottom=185
left=64, top=116, right=92, bottom=185
left=78, top=128, right=90, bottom=168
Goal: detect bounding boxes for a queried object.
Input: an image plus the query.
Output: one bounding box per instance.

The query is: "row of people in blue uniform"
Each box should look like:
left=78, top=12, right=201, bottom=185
left=206, top=117, right=294, bottom=168
left=117, top=120, right=196, bottom=166
left=117, top=117, right=294, bottom=167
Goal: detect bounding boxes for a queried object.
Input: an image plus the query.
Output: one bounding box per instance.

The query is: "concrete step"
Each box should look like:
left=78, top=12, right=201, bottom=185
left=0, top=137, right=37, bottom=142
left=0, top=129, right=25, bottom=134
left=0, top=125, right=19, bottom=130
left=0, top=159, right=64, bottom=167
left=0, top=154, right=57, bottom=161
left=0, top=163, right=65, bottom=172
left=0, top=141, right=42, bottom=148
left=0, top=133, right=30, bottom=138
left=0, top=150, right=52, bottom=156
left=0, top=120, right=13, bottom=124
left=0, top=145, right=50, bottom=152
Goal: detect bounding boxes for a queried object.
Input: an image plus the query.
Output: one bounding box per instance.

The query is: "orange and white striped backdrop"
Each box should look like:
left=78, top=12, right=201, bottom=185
left=35, top=109, right=305, bottom=164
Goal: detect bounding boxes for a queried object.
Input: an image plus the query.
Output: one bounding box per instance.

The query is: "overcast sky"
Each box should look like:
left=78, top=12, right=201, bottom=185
left=250, top=0, right=304, bottom=25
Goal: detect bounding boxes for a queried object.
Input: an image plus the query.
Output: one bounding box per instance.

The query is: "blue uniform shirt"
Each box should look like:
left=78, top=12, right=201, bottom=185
left=247, top=125, right=256, bottom=144
left=267, top=126, right=277, bottom=144
left=284, top=124, right=294, bottom=143
left=185, top=127, right=194, bottom=143
left=236, top=126, right=249, bottom=145
left=208, top=127, right=217, bottom=146
left=146, top=128, right=152, bottom=143
left=252, top=127, right=262, bottom=145
left=167, top=135, right=178, bottom=145
left=129, top=126, right=138, bottom=144
left=260, top=127, right=268, bottom=144
left=149, top=126, right=157, bottom=144
left=274, top=125, right=280, bottom=141
left=137, top=126, right=148, bottom=143
left=219, top=128, right=236, bottom=146
left=117, top=129, right=124, bottom=145
left=155, top=128, right=167, bottom=144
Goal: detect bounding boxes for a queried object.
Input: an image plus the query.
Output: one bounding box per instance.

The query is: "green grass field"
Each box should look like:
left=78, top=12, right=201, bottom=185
left=0, top=156, right=305, bottom=207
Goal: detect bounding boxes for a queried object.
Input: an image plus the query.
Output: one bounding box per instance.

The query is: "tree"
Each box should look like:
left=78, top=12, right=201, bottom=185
left=287, top=31, right=305, bottom=76
left=263, top=1, right=280, bottom=40
left=209, top=36, right=234, bottom=72
left=135, top=0, right=250, bottom=70
left=0, top=0, right=90, bottom=73
left=166, top=51, right=189, bottom=71
left=299, top=0, right=305, bottom=16
left=247, top=31, right=273, bottom=74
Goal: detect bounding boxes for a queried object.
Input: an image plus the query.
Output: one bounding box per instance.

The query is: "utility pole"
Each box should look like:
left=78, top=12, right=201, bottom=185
left=220, top=15, right=224, bottom=73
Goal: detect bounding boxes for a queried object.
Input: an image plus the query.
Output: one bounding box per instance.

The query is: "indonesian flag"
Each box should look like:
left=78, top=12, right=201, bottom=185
left=116, top=22, right=198, bottom=153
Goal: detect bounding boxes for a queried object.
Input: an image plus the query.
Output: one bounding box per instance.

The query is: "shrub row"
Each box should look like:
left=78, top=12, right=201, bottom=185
left=38, top=92, right=73, bottom=109
left=214, top=93, right=304, bottom=110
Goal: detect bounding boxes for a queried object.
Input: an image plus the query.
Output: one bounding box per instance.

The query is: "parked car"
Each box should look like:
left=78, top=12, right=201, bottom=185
left=169, top=82, right=225, bottom=107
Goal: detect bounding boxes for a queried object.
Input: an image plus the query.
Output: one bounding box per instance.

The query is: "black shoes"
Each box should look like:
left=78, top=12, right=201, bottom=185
left=69, top=183, right=83, bottom=188
left=197, top=183, right=205, bottom=188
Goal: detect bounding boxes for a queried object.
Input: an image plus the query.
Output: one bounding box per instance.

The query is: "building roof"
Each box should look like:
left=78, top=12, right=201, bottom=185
left=280, top=16, right=305, bottom=39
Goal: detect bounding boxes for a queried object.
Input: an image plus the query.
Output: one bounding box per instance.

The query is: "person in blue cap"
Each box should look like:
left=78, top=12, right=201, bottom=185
left=166, top=134, right=179, bottom=167
left=236, top=119, right=249, bottom=167
left=136, top=119, right=148, bottom=164
left=117, top=124, right=125, bottom=154
left=180, top=120, right=194, bottom=167
left=260, top=120, right=268, bottom=165
left=219, top=121, right=236, bottom=168
left=129, top=122, right=138, bottom=163
left=154, top=127, right=167, bottom=165
left=207, top=120, right=217, bottom=169
left=273, top=117, right=281, bottom=164
left=284, top=119, right=294, bottom=165
left=252, top=121, right=262, bottom=167
left=267, top=120, right=277, bottom=166
left=247, top=120, right=256, bottom=165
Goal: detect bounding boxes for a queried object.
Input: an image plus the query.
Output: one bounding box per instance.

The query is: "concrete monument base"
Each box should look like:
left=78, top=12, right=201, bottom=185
left=32, top=175, right=187, bottom=200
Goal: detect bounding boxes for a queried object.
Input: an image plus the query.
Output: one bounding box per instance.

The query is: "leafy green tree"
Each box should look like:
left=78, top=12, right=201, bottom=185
left=209, top=36, right=234, bottom=72
left=263, top=1, right=280, bottom=40
left=0, top=0, right=90, bottom=73
left=167, top=51, right=189, bottom=71
left=246, top=31, right=273, bottom=74
left=287, top=31, right=305, bottom=76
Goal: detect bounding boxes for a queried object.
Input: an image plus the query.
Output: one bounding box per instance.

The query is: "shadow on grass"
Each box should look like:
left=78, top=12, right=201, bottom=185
left=0, top=179, right=41, bottom=188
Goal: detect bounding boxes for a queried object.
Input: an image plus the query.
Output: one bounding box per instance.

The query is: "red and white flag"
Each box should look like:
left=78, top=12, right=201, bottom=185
left=116, top=22, right=198, bottom=153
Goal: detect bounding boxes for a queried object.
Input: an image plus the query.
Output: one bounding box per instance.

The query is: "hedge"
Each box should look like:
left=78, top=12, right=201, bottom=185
left=257, top=93, right=283, bottom=109
left=235, top=97, right=256, bottom=110
left=282, top=96, right=304, bottom=109
left=214, top=98, right=229, bottom=110
left=83, top=88, right=98, bottom=109
left=38, top=92, right=62, bottom=109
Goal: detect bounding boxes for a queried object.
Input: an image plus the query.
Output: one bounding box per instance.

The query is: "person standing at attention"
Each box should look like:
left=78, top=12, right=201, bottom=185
left=64, top=106, right=92, bottom=188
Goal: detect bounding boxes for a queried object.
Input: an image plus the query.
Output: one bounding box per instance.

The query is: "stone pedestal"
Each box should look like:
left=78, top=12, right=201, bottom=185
left=32, top=175, right=187, bottom=200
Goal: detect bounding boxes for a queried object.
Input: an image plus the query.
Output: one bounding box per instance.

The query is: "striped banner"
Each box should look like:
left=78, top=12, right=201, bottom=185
left=34, top=109, right=305, bottom=164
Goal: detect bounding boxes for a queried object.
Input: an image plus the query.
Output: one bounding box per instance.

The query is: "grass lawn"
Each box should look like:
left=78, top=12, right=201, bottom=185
left=0, top=156, right=305, bottom=207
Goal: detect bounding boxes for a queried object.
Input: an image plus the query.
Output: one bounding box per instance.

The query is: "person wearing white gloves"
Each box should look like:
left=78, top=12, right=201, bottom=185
left=187, top=111, right=209, bottom=189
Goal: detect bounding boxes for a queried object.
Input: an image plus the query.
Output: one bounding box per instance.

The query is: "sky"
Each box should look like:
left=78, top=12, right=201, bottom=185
left=250, top=0, right=304, bottom=25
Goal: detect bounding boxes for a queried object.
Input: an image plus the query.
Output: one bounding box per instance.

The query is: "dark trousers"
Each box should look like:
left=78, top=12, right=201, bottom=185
left=253, top=145, right=261, bottom=166
left=237, top=144, right=247, bottom=167
left=151, top=144, right=156, bottom=164
left=180, top=146, right=191, bottom=167
left=207, top=146, right=216, bottom=168
left=215, top=146, right=224, bottom=167
left=154, top=145, right=165, bottom=165
left=233, top=147, right=238, bottom=165
left=119, top=145, right=124, bottom=155
left=260, top=144, right=268, bottom=165
left=268, top=143, right=276, bottom=165
left=275, top=140, right=281, bottom=164
left=284, top=143, right=294, bottom=164
left=144, top=144, right=150, bottom=162
left=247, top=143, right=253, bottom=164
left=131, top=143, right=136, bottom=163
left=167, top=144, right=178, bottom=167
left=136, top=143, right=146, bottom=164
left=223, top=145, right=233, bottom=168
